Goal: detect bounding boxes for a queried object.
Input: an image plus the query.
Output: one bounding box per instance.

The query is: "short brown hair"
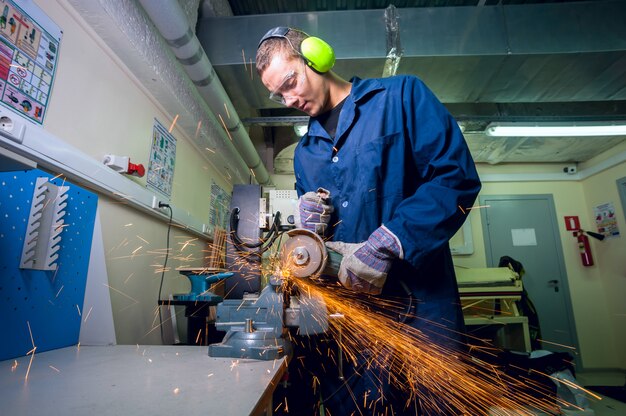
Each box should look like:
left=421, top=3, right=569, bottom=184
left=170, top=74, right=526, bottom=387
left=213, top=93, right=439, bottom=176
left=256, top=28, right=308, bottom=76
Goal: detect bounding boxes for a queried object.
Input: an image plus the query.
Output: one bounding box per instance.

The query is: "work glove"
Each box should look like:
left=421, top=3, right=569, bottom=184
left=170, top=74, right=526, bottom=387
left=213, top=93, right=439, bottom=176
left=325, top=225, right=403, bottom=295
left=294, top=187, right=334, bottom=235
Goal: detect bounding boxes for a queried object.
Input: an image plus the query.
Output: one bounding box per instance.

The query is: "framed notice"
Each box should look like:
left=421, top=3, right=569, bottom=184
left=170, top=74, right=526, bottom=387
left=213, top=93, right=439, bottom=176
left=594, top=201, right=620, bottom=238
left=146, top=119, right=176, bottom=199
left=207, top=181, right=231, bottom=235
left=0, top=0, right=61, bottom=124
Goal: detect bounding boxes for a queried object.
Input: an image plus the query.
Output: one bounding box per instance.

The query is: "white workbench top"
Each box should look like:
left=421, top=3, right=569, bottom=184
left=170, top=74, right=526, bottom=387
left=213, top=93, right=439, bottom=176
left=0, top=345, right=287, bottom=416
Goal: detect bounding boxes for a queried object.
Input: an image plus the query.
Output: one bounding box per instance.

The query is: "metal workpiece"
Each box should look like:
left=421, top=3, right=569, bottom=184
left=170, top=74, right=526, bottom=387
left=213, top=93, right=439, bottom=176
left=285, top=293, right=329, bottom=336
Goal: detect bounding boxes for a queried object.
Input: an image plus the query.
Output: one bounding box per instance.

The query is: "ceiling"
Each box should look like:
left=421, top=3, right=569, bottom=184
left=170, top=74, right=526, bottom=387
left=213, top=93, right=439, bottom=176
left=196, top=0, right=626, bottom=173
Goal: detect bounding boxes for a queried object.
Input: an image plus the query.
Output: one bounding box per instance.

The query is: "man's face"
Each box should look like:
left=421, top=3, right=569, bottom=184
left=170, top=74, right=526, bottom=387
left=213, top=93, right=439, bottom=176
left=261, top=53, right=328, bottom=117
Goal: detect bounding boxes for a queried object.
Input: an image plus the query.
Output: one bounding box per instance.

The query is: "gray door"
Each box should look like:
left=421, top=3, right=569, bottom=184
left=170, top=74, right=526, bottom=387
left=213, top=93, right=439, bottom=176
left=480, top=195, right=580, bottom=359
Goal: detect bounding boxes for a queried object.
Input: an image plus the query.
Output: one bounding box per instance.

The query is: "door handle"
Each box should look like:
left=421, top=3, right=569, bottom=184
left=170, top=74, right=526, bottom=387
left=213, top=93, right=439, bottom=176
left=548, top=279, right=559, bottom=292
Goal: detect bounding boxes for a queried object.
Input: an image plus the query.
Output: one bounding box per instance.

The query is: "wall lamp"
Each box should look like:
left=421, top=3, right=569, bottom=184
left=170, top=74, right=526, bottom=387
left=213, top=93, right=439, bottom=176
left=484, top=121, right=626, bottom=137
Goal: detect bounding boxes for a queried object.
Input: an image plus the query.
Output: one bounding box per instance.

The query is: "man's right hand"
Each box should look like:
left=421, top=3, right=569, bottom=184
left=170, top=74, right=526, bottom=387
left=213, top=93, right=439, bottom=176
left=294, top=188, right=333, bottom=235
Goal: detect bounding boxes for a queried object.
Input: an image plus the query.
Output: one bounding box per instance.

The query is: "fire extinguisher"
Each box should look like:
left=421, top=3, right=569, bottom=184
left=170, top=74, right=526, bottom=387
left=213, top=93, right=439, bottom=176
left=575, top=230, right=594, bottom=267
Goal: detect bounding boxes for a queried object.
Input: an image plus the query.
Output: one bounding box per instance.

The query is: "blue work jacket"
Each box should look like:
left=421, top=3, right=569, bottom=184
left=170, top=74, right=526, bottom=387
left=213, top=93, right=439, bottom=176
left=294, top=75, right=481, bottom=336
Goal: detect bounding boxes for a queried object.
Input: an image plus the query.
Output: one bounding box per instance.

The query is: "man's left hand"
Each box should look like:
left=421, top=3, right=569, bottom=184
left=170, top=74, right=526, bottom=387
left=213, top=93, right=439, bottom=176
left=325, top=225, right=403, bottom=295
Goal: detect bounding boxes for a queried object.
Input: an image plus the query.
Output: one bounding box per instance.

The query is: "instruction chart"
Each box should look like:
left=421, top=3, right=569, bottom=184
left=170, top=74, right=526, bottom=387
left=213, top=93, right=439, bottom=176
left=147, top=118, right=177, bottom=198
left=0, top=0, right=61, bottom=124
left=208, top=181, right=231, bottom=235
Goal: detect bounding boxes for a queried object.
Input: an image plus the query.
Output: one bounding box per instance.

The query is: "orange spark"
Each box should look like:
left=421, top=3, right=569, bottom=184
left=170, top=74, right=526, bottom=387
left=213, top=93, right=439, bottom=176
left=218, top=114, right=233, bottom=141
left=168, top=114, right=179, bottom=133
left=83, top=306, right=93, bottom=323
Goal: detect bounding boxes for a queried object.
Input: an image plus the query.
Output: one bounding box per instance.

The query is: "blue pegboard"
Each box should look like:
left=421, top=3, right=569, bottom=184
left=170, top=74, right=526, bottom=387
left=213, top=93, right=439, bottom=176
left=0, top=169, right=98, bottom=361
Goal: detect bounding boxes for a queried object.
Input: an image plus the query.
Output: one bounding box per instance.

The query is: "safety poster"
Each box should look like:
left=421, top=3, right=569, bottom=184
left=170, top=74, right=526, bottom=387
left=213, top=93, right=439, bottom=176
left=208, top=181, right=231, bottom=235
left=0, top=0, right=61, bottom=124
left=146, top=118, right=177, bottom=199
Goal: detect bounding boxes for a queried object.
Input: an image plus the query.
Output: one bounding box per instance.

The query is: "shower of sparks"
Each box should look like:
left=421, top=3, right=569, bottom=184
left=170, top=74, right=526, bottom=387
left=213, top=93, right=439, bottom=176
left=25, top=321, right=36, bottom=381
left=83, top=306, right=93, bottom=323
left=136, top=235, right=149, bottom=244
left=218, top=114, right=233, bottom=141
left=229, top=360, right=240, bottom=371
left=536, top=339, right=578, bottom=350
left=104, top=283, right=140, bottom=305
left=11, top=360, right=18, bottom=371
left=178, top=238, right=197, bottom=251
left=269, top=255, right=572, bottom=415
left=168, top=114, right=179, bottom=133
left=51, top=173, right=63, bottom=180
left=458, top=205, right=466, bottom=215
left=466, top=204, right=490, bottom=211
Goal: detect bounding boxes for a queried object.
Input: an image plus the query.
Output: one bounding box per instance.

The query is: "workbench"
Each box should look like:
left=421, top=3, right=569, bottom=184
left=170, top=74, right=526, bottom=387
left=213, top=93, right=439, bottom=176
left=0, top=345, right=288, bottom=416
left=456, top=266, right=532, bottom=352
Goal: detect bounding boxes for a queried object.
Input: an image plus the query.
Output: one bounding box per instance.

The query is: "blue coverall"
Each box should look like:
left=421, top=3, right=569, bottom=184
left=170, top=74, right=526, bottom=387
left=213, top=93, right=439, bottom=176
left=285, top=75, right=481, bottom=415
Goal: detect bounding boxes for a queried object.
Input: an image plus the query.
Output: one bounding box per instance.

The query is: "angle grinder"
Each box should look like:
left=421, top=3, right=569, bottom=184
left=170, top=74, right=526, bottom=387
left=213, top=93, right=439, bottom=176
left=280, top=228, right=342, bottom=280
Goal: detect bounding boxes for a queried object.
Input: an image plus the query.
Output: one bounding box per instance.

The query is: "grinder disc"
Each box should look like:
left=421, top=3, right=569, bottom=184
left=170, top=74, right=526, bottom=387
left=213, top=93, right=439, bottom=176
left=281, top=229, right=328, bottom=278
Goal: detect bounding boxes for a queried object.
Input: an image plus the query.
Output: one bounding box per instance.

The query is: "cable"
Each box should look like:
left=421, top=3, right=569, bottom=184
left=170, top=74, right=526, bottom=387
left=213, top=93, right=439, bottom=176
left=157, top=203, right=173, bottom=344
left=229, top=207, right=282, bottom=254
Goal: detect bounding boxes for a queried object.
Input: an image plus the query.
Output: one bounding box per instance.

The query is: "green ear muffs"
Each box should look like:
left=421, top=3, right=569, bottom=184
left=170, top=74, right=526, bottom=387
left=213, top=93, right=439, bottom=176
left=258, top=27, right=335, bottom=74
left=300, top=36, right=335, bottom=73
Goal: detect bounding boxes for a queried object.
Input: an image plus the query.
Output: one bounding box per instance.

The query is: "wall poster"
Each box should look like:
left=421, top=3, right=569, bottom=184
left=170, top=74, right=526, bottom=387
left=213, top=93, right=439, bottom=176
left=594, top=201, right=620, bottom=238
left=208, top=181, right=231, bottom=235
left=146, top=118, right=176, bottom=199
left=0, top=0, right=61, bottom=124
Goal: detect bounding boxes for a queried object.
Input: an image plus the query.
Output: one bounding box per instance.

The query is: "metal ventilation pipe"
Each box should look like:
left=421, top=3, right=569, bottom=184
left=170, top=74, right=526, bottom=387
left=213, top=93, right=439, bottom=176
left=137, top=0, right=271, bottom=185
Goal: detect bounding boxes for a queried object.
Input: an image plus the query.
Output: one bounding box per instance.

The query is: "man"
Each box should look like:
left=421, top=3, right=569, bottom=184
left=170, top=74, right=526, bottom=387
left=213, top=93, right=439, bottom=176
left=256, top=27, right=481, bottom=415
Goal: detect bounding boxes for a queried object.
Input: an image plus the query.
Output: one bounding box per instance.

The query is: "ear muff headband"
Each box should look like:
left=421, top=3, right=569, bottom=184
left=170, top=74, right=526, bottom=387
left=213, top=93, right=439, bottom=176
left=258, top=27, right=335, bottom=74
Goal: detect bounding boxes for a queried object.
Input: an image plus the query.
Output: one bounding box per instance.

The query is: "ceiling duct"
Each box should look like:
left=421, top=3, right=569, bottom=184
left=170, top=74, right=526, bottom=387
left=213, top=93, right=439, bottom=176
left=137, top=0, right=270, bottom=185
left=68, top=0, right=271, bottom=185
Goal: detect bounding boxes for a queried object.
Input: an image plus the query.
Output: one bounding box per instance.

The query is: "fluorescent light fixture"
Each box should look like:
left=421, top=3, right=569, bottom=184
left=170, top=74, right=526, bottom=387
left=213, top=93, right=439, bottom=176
left=485, top=121, right=626, bottom=137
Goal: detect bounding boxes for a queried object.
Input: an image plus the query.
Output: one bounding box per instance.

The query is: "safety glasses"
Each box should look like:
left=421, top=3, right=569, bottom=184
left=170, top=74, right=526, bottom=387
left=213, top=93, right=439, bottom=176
left=268, top=60, right=306, bottom=105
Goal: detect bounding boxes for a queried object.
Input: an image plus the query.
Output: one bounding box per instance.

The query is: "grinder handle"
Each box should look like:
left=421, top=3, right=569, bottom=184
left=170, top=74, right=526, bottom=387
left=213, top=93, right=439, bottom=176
left=322, top=247, right=343, bottom=279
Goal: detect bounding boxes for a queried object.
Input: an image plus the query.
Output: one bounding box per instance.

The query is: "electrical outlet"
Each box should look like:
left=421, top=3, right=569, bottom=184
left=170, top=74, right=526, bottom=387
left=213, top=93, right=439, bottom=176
left=151, top=195, right=160, bottom=209
left=0, top=112, right=27, bottom=144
